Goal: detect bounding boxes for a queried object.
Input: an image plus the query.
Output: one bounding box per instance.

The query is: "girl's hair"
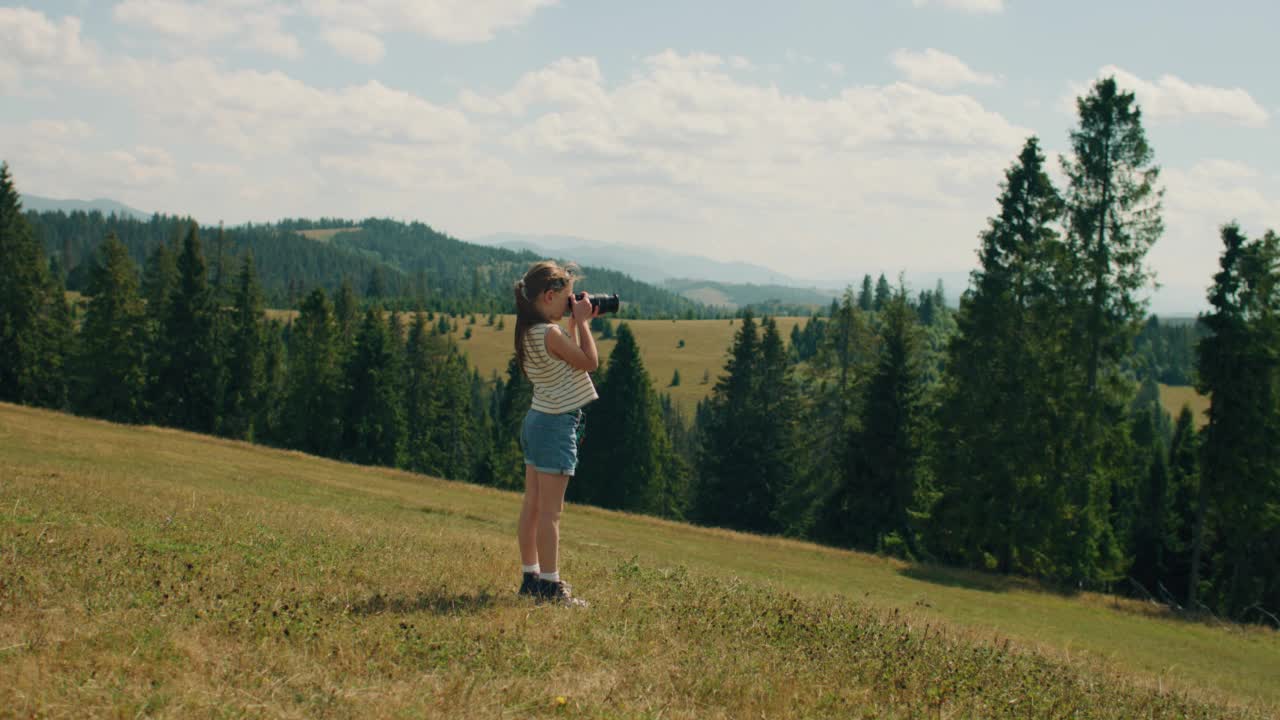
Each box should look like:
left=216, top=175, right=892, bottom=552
left=514, top=260, right=580, bottom=376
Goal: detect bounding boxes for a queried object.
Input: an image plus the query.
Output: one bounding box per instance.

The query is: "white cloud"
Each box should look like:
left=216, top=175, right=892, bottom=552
left=113, top=0, right=302, bottom=59
left=891, top=48, right=998, bottom=89
left=458, top=51, right=1029, bottom=273
left=0, top=8, right=97, bottom=92
left=322, top=27, right=385, bottom=64
left=1068, top=66, right=1269, bottom=127
left=107, top=146, right=178, bottom=185
left=1147, top=159, right=1280, bottom=295
left=912, top=0, right=1004, bottom=14
left=301, top=0, right=557, bottom=44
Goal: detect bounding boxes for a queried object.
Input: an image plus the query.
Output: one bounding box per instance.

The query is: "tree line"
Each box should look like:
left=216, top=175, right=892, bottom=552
left=2, top=77, right=1274, bottom=625
left=27, top=210, right=712, bottom=319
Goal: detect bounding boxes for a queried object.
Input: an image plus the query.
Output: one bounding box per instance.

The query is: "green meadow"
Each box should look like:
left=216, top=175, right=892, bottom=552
left=1, top=402, right=1274, bottom=718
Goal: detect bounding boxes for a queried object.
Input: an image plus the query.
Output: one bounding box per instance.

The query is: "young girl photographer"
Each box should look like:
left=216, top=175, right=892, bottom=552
left=512, top=261, right=599, bottom=607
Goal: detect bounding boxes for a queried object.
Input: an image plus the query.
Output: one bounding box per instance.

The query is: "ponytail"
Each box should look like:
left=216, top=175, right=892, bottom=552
left=513, top=268, right=564, bottom=377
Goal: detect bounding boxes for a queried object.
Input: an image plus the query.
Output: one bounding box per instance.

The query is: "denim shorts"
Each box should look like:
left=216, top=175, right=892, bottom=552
left=521, top=408, right=585, bottom=476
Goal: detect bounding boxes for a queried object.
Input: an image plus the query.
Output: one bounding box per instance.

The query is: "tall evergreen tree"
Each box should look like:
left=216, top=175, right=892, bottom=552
left=154, top=222, right=222, bottom=433
left=800, top=289, right=878, bottom=542
left=1193, top=224, right=1280, bottom=617
left=283, top=288, right=342, bottom=456
left=341, top=306, right=405, bottom=467
left=857, top=274, right=874, bottom=312
left=140, top=238, right=179, bottom=419
left=491, top=352, right=531, bottom=488
left=221, top=253, right=266, bottom=440
left=575, top=323, right=676, bottom=515
left=856, top=288, right=930, bottom=556
left=404, top=311, right=448, bottom=476
left=255, top=320, right=287, bottom=445
left=929, top=137, right=1093, bottom=579
left=334, top=277, right=359, bottom=355
left=74, top=233, right=147, bottom=421
left=874, top=273, right=892, bottom=311
left=1062, top=76, right=1163, bottom=398
left=694, top=311, right=790, bottom=533
left=1058, top=77, right=1163, bottom=586
left=0, top=162, right=68, bottom=407
left=1163, top=405, right=1201, bottom=603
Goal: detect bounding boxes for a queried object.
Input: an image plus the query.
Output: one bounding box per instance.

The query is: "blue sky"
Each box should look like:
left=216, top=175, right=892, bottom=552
left=3, top=0, right=1278, bottom=311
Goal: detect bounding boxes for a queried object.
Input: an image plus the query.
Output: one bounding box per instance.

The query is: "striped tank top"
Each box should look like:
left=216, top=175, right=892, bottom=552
left=523, top=323, right=599, bottom=414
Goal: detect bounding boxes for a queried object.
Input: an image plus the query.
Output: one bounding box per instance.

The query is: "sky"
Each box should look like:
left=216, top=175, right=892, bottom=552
left=2, top=0, right=1278, bottom=312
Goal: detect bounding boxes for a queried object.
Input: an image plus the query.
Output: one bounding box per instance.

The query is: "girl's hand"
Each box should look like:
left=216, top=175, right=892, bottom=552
left=571, top=293, right=596, bottom=323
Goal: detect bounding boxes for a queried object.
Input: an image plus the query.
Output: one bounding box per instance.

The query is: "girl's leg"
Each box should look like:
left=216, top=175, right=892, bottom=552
left=535, top=471, right=571, bottom=575
left=518, top=464, right=540, bottom=567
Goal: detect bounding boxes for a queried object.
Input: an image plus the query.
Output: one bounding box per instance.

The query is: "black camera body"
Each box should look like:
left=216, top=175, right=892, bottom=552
left=566, top=292, right=621, bottom=314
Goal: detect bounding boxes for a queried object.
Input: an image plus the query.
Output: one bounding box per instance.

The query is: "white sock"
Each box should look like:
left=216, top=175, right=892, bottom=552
left=522, top=563, right=540, bottom=574
left=539, top=570, right=560, bottom=582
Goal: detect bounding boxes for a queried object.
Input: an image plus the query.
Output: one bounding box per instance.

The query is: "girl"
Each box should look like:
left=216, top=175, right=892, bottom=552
left=513, top=261, right=600, bottom=607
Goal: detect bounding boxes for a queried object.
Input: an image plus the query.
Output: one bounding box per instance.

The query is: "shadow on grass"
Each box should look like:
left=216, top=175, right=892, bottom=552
left=898, top=563, right=1030, bottom=595
left=347, top=589, right=498, bottom=616
left=416, top=505, right=500, bottom=527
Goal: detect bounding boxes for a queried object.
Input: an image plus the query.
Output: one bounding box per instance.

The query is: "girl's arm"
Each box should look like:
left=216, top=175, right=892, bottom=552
left=546, top=295, right=600, bottom=372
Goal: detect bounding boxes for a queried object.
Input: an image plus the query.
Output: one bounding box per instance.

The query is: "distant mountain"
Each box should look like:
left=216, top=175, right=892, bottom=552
left=471, top=232, right=809, bottom=286
left=20, top=194, right=149, bottom=220
left=662, top=278, right=838, bottom=310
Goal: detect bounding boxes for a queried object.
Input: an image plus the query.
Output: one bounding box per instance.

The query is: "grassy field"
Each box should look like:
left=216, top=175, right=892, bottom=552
left=261, top=312, right=808, bottom=416
left=441, top=315, right=806, bottom=414
left=1159, top=383, right=1211, bottom=429
left=296, top=228, right=361, bottom=242
left=1, top=403, right=1277, bottom=718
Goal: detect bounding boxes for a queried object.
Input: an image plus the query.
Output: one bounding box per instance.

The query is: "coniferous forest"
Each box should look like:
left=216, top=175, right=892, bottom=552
left=2, top=77, right=1277, bottom=625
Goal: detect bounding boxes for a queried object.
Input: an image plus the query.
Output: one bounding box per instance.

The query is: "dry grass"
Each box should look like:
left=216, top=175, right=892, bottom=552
left=296, top=228, right=361, bottom=243
left=443, top=315, right=806, bottom=416
left=258, top=313, right=805, bottom=418
left=1159, top=383, right=1211, bottom=429
left=1, top=402, right=1277, bottom=718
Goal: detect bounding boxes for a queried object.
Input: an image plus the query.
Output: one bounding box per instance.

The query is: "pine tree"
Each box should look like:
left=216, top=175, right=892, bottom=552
left=334, top=277, right=359, bottom=353
left=283, top=288, right=342, bottom=456
left=575, top=323, right=676, bottom=515
left=930, top=137, right=1083, bottom=578
left=874, top=273, right=891, bottom=311
left=437, top=351, right=476, bottom=480
left=856, top=288, right=929, bottom=556
left=154, top=222, right=222, bottom=433
left=140, top=238, right=179, bottom=420
left=74, top=233, right=147, bottom=422
left=341, top=306, right=405, bottom=467
left=1164, top=405, right=1200, bottom=603
left=221, top=253, right=266, bottom=440
left=255, top=320, right=288, bottom=445
left=694, top=311, right=788, bottom=533
left=1063, top=76, right=1163, bottom=399
left=1193, top=224, right=1280, bottom=617
left=0, top=162, right=68, bottom=407
left=1055, top=77, right=1164, bottom=587
left=756, top=317, right=800, bottom=531
left=858, top=274, right=874, bottom=312
left=489, top=352, right=531, bottom=489
left=404, top=311, right=448, bottom=476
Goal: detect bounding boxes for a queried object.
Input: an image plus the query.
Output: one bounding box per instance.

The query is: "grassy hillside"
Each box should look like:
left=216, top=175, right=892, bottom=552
left=1, top=403, right=1276, bottom=718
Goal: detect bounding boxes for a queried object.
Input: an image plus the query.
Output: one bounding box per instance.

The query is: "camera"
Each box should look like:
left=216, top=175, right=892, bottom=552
left=566, top=292, right=621, bottom=314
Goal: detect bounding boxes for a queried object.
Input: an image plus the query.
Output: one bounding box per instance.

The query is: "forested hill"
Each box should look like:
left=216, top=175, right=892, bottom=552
left=26, top=210, right=706, bottom=318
